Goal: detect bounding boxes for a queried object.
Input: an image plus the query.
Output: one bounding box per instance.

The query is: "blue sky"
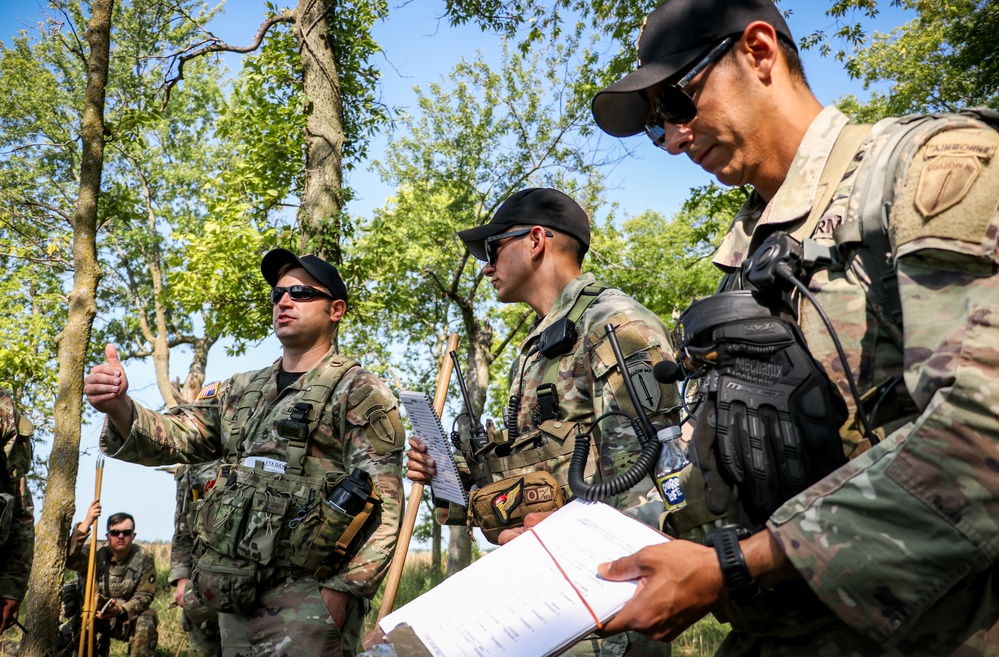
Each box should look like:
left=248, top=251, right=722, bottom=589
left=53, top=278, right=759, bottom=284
left=2, top=0, right=915, bottom=540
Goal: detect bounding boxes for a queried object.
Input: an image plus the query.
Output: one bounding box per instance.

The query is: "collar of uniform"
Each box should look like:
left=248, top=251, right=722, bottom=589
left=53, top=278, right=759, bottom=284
left=272, top=344, right=340, bottom=388
left=520, top=272, right=597, bottom=351
left=712, top=106, right=849, bottom=271
left=762, top=106, right=850, bottom=227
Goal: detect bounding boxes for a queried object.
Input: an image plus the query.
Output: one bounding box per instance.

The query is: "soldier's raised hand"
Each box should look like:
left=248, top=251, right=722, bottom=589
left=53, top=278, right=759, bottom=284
left=84, top=344, right=129, bottom=411
left=84, top=344, right=134, bottom=436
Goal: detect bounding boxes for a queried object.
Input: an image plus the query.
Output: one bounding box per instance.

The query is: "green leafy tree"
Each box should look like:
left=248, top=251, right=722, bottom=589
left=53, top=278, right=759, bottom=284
left=832, top=0, right=998, bottom=121
left=589, top=183, right=742, bottom=324
left=3, top=2, right=115, bottom=651
left=343, top=39, right=606, bottom=572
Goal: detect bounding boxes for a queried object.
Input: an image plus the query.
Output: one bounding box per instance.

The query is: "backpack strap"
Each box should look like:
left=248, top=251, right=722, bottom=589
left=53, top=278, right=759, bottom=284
left=832, top=111, right=997, bottom=347
left=787, top=123, right=873, bottom=245
left=537, top=281, right=609, bottom=405
left=226, top=368, right=273, bottom=459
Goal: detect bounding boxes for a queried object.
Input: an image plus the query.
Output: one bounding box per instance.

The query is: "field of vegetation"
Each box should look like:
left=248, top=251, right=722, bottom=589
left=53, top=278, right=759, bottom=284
left=1, top=543, right=727, bottom=657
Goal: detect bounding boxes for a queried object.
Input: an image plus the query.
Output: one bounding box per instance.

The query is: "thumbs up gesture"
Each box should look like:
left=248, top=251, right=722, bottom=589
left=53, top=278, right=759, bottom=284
left=84, top=344, right=131, bottom=416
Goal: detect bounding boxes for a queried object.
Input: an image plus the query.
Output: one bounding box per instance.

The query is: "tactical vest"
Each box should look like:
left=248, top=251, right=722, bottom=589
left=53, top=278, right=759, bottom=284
left=471, top=282, right=609, bottom=495
left=194, top=356, right=381, bottom=581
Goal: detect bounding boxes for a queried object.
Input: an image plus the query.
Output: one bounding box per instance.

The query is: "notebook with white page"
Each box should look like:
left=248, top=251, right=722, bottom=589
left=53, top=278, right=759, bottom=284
left=399, top=390, right=468, bottom=507
left=380, top=499, right=669, bottom=657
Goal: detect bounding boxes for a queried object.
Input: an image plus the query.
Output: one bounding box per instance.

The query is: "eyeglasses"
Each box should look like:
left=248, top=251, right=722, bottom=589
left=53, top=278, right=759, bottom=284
left=269, top=285, right=334, bottom=304
left=108, top=529, right=134, bottom=538
left=483, top=228, right=554, bottom=266
left=644, top=37, right=735, bottom=149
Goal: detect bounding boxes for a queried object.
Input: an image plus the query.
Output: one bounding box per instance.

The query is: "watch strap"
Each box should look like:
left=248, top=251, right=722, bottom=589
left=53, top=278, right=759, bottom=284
left=706, top=525, right=761, bottom=604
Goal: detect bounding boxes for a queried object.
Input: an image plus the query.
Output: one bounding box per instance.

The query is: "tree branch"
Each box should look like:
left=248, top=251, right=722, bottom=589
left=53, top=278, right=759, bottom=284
left=159, top=9, right=295, bottom=110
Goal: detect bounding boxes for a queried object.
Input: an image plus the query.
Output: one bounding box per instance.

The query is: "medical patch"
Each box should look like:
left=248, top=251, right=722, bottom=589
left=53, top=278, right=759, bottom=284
left=197, top=382, right=219, bottom=400
left=490, top=478, right=524, bottom=525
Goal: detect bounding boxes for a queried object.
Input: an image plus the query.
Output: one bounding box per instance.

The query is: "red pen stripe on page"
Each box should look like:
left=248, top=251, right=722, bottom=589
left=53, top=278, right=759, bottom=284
left=529, top=527, right=603, bottom=631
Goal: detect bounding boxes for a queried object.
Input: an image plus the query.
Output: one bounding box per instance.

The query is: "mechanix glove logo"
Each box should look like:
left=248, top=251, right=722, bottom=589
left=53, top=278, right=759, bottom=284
left=491, top=478, right=525, bottom=525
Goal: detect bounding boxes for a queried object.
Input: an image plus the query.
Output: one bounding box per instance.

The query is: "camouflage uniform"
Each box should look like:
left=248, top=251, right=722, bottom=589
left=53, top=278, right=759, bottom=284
left=700, top=106, right=999, bottom=655
left=0, top=387, right=34, bottom=608
left=65, top=529, right=158, bottom=657
left=100, top=346, right=405, bottom=657
left=170, top=462, right=223, bottom=657
left=442, top=273, right=681, bottom=657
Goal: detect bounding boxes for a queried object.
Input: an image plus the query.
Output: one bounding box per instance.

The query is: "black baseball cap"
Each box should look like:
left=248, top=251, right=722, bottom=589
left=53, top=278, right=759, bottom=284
left=592, top=0, right=794, bottom=137
left=457, top=188, right=591, bottom=261
left=260, top=249, right=348, bottom=303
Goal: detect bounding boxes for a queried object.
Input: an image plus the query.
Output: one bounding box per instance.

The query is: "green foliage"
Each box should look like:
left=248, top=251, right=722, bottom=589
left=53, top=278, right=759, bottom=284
left=588, top=183, right=739, bottom=326
left=834, top=0, right=998, bottom=121
left=342, top=39, right=603, bottom=413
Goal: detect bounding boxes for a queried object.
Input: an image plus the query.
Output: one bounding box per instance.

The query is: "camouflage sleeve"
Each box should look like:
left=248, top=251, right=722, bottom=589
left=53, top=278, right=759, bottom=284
left=0, top=391, right=35, bottom=601
left=168, top=467, right=195, bottom=585
left=583, top=292, right=682, bottom=518
left=122, top=548, right=157, bottom=621
left=769, top=123, right=999, bottom=645
left=64, top=525, right=93, bottom=575
left=320, top=369, right=405, bottom=600
left=100, top=386, right=227, bottom=466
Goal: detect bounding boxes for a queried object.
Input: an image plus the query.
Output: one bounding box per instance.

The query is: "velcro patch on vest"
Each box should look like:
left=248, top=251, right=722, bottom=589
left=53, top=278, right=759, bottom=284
left=524, top=483, right=555, bottom=506
left=490, top=478, right=525, bottom=525
left=198, top=382, right=220, bottom=400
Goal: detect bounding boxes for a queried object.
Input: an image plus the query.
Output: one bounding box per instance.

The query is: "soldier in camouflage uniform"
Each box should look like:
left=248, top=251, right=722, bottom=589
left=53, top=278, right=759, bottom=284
left=170, top=462, right=223, bottom=657
left=84, top=249, right=405, bottom=657
left=0, top=386, right=34, bottom=636
left=407, top=188, right=681, bottom=657
left=590, top=0, right=999, bottom=655
left=65, top=502, right=158, bottom=657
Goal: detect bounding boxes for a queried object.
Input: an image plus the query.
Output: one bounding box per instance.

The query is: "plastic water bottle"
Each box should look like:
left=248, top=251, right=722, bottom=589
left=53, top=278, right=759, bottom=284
left=655, top=425, right=689, bottom=512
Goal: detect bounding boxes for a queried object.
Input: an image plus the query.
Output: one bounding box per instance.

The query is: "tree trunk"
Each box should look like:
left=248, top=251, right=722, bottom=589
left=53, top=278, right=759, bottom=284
left=446, top=526, right=472, bottom=576
left=294, top=0, right=345, bottom=264
left=20, top=2, right=113, bottom=655
left=431, top=516, right=441, bottom=573
left=178, top=332, right=219, bottom=404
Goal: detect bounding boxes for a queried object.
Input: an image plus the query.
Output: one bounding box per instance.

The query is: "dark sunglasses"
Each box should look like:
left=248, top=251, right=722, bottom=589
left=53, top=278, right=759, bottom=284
left=108, top=529, right=134, bottom=538
left=483, top=228, right=554, bottom=266
left=644, top=37, right=735, bottom=149
left=269, top=285, right=334, bottom=304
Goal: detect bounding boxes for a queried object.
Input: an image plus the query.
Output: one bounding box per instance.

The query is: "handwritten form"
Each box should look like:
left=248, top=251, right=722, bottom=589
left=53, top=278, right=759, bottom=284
left=380, top=500, right=670, bottom=657
left=399, top=391, right=468, bottom=507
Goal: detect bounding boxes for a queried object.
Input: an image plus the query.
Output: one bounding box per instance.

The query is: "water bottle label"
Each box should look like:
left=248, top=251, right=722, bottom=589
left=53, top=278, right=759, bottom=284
left=656, top=473, right=686, bottom=511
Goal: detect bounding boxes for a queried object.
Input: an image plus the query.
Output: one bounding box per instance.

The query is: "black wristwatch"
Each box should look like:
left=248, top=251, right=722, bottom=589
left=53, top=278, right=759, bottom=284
left=705, top=525, right=761, bottom=604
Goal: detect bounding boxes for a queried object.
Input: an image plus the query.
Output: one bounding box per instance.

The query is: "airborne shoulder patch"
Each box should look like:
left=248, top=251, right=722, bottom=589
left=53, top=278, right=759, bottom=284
left=197, top=382, right=220, bottom=400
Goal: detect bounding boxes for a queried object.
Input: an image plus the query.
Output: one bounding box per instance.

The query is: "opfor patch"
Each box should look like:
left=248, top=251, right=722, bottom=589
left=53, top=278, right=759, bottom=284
left=490, top=478, right=525, bottom=525
left=197, top=382, right=219, bottom=400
